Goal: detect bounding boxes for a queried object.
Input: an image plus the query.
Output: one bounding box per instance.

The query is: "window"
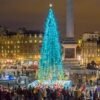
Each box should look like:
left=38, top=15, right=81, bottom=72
left=1, top=46, right=3, bottom=49
left=8, top=46, right=10, bottom=49
left=11, top=41, right=13, bottom=44
left=17, top=46, right=20, bottom=48
left=92, top=54, right=94, bottom=57
left=34, top=40, right=37, bottom=43
left=39, top=40, right=42, bottom=43
left=29, top=34, right=32, bottom=38
left=34, top=34, right=37, bottom=38
left=17, top=41, right=20, bottom=44
left=29, top=40, right=32, bottom=43
left=8, top=41, right=10, bottom=44
left=39, top=34, right=42, bottom=38
left=11, top=51, right=13, bottom=53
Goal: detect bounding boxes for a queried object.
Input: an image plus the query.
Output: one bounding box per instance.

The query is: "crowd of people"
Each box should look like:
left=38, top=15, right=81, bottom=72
left=0, top=84, right=99, bottom=100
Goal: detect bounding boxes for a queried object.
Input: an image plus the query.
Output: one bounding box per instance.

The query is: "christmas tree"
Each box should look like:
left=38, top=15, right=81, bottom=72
left=38, top=4, right=64, bottom=81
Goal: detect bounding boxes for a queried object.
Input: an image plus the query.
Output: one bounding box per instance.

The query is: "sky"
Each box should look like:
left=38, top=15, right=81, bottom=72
left=0, top=0, right=100, bottom=39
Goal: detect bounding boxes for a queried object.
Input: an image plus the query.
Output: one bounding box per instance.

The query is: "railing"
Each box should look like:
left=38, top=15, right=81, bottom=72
left=64, top=69, right=100, bottom=74
left=1, top=68, right=34, bottom=73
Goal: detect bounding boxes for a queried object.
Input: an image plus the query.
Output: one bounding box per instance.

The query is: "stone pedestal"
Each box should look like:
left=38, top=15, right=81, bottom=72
left=62, top=38, right=79, bottom=69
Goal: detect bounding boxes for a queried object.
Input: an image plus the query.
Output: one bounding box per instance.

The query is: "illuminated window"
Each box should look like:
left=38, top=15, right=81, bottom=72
left=29, top=40, right=32, bottom=43
left=1, top=46, right=3, bottom=49
left=8, top=46, right=10, bottom=49
left=17, top=41, right=20, bottom=44
left=34, top=34, right=37, bottom=38
left=39, top=34, right=42, bottom=38
left=29, top=56, right=32, bottom=58
left=8, top=50, right=9, bottom=53
left=8, top=41, right=10, bottom=44
left=38, top=55, right=40, bottom=58
left=11, top=51, right=13, bottom=53
left=39, top=40, right=42, bottom=43
left=34, top=40, right=37, bottom=43
left=17, top=46, right=20, bottom=48
left=29, top=34, right=32, bottom=38
left=34, top=55, right=36, bottom=58
left=92, top=54, right=94, bottom=57
left=11, top=41, right=13, bottom=44
left=78, top=39, right=82, bottom=46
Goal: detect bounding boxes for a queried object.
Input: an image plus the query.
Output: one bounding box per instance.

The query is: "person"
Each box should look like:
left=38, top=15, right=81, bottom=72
left=62, top=88, right=67, bottom=100
left=51, top=89, right=57, bottom=100
left=7, top=82, right=10, bottom=88
left=33, top=88, right=39, bottom=100
left=17, top=85, right=22, bottom=100
left=93, top=89, right=99, bottom=100
left=38, top=88, right=43, bottom=100
left=43, top=88, right=47, bottom=100
left=46, top=87, right=51, bottom=99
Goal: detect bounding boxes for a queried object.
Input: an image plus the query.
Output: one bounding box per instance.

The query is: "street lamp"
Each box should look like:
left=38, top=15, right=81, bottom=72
left=77, top=55, right=81, bottom=64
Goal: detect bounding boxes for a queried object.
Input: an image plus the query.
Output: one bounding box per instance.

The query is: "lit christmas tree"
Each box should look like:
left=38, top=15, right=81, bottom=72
left=38, top=4, right=64, bottom=81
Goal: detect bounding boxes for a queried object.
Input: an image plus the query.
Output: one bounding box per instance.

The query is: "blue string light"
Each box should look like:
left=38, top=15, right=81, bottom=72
left=38, top=6, right=64, bottom=80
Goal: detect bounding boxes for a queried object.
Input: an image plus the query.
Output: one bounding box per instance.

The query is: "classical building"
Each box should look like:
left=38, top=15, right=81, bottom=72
left=78, top=32, right=100, bottom=65
left=0, top=27, right=43, bottom=63
left=82, top=32, right=99, bottom=41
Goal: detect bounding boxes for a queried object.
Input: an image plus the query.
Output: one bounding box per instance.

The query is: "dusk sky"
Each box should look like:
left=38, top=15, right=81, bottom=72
left=0, top=0, right=100, bottom=38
